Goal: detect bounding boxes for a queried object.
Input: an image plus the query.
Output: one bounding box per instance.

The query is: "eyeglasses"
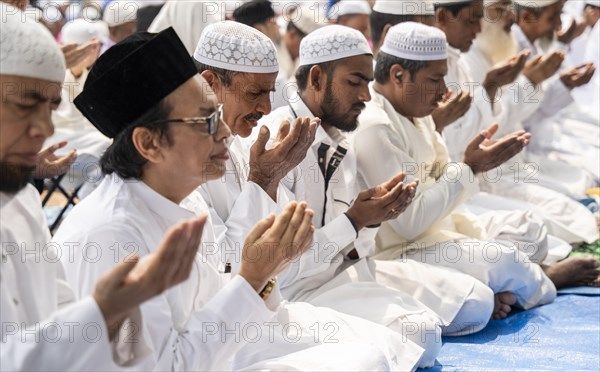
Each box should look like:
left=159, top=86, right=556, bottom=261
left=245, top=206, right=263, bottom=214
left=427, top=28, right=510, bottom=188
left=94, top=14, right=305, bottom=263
left=147, top=104, right=223, bottom=135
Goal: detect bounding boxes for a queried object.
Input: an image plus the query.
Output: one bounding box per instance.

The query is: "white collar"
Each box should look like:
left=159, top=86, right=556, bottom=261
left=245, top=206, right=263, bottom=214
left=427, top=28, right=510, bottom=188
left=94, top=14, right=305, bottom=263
left=124, top=175, right=195, bottom=226
left=511, top=24, right=535, bottom=53
left=446, top=43, right=461, bottom=59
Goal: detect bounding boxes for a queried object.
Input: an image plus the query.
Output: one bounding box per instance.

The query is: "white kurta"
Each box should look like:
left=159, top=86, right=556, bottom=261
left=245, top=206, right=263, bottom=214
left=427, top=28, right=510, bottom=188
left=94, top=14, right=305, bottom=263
left=196, top=121, right=441, bottom=367
left=460, top=36, right=599, bottom=244
left=250, top=95, right=497, bottom=342
left=354, top=86, right=557, bottom=311
left=272, top=43, right=299, bottom=110
left=48, top=68, right=111, bottom=159
left=506, top=24, right=598, bottom=195
left=193, top=136, right=294, bottom=276
left=148, top=0, right=223, bottom=54
left=1, top=186, right=144, bottom=371
left=53, top=175, right=423, bottom=371
left=441, top=44, right=502, bottom=163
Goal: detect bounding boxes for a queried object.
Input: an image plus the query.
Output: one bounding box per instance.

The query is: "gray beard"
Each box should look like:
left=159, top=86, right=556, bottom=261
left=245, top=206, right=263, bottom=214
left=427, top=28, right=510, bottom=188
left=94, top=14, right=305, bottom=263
left=0, top=162, right=34, bottom=194
left=473, top=21, right=519, bottom=66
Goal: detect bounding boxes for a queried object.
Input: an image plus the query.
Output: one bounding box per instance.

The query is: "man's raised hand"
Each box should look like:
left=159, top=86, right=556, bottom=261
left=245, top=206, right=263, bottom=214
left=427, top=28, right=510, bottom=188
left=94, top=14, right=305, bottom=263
left=432, top=89, right=472, bottom=133
left=249, top=117, right=319, bottom=200
left=560, top=63, right=596, bottom=89
left=463, top=123, right=531, bottom=174
left=345, top=173, right=419, bottom=231
left=239, top=202, right=315, bottom=293
left=523, top=51, right=564, bottom=84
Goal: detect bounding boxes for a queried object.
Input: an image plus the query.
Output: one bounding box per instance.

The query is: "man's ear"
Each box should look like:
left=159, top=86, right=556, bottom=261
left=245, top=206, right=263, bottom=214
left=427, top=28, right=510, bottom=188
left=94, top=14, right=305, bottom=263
left=435, top=7, right=448, bottom=28
left=131, top=127, right=164, bottom=165
left=201, top=70, right=221, bottom=91
left=200, top=70, right=224, bottom=100
left=308, top=65, right=325, bottom=92
left=390, top=64, right=409, bottom=84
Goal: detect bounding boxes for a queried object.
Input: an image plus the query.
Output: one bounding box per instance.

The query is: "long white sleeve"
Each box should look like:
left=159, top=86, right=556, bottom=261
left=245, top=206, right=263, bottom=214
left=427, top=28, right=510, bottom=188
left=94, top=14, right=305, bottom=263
left=55, top=225, right=277, bottom=371
left=1, top=296, right=125, bottom=372
left=354, top=124, right=479, bottom=241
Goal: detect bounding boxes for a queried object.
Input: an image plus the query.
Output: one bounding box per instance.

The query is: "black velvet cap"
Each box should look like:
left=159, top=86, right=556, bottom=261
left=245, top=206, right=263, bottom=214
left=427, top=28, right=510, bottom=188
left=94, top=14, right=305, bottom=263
left=74, top=27, right=197, bottom=139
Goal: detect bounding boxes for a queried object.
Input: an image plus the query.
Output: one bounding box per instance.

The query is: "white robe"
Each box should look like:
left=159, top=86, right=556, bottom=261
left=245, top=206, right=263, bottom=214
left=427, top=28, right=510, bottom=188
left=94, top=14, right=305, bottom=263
left=53, top=175, right=423, bottom=371
left=249, top=95, right=497, bottom=343
left=1, top=186, right=146, bottom=371
left=148, top=0, right=225, bottom=54
left=441, top=44, right=503, bottom=163
left=354, top=86, right=557, bottom=311
left=455, top=34, right=599, bottom=244
left=506, top=24, right=598, bottom=195
left=195, top=125, right=443, bottom=367
left=272, top=43, right=299, bottom=110
left=48, top=68, right=111, bottom=160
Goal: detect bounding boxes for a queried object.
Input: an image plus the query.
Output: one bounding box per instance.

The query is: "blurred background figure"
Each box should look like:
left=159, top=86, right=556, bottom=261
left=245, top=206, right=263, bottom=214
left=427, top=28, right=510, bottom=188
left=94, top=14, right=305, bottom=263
left=101, top=0, right=138, bottom=54
left=328, top=0, right=372, bottom=40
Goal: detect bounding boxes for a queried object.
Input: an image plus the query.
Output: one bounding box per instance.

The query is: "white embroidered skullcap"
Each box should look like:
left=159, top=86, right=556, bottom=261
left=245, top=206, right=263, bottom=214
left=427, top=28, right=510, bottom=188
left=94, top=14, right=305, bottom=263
left=103, top=1, right=138, bottom=27
left=586, top=0, right=600, bottom=7
left=0, top=3, right=65, bottom=83
left=61, top=18, right=109, bottom=45
left=299, top=24, right=372, bottom=66
left=329, top=0, right=372, bottom=20
left=380, top=21, right=447, bottom=61
left=374, top=0, right=435, bottom=15
left=512, top=0, right=561, bottom=6
left=194, top=21, right=279, bottom=73
left=289, top=2, right=328, bottom=35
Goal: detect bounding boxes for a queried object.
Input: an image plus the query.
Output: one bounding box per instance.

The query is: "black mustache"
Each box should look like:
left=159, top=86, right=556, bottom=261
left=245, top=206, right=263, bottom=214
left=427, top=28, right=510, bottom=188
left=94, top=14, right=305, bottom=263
left=245, top=113, right=264, bottom=121
left=352, top=103, right=366, bottom=111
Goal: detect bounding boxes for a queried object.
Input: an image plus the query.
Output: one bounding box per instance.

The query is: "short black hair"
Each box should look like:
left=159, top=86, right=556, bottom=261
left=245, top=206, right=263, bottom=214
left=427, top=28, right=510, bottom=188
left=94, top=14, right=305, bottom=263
left=513, top=3, right=545, bottom=18
left=100, top=100, right=173, bottom=179
left=295, top=60, right=341, bottom=91
left=233, top=0, right=275, bottom=27
left=370, top=10, right=415, bottom=48
left=374, top=51, right=429, bottom=84
left=194, top=60, right=241, bottom=87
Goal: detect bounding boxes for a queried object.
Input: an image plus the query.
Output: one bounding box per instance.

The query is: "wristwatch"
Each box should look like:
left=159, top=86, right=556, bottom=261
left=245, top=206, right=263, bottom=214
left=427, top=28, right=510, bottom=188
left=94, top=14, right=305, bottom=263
left=259, top=278, right=277, bottom=300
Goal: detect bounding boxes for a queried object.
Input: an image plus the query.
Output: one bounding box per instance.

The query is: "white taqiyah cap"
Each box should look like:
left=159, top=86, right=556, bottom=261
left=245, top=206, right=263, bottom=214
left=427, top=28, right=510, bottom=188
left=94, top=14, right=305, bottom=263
left=380, top=21, right=447, bottom=61
left=513, top=0, right=561, bottom=8
left=289, top=2, right=328, bottom=34
left=330, top=0, right=372, bottom=20
left=194, top=21, right=279, bottom=73
left=0, top=3, right=66, bottom=83
left=374, top=0, right=435, bottom=15
left=61, top=18, right=109, bottom=45
left=298, top=24, right=372, bottom=66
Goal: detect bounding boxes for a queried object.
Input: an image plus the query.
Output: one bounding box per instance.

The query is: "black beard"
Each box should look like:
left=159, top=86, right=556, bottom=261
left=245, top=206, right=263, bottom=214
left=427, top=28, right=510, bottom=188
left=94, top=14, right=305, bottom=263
left=319, top=79, right=363, bottom=133
left=0, top=162, right=34, bottom=194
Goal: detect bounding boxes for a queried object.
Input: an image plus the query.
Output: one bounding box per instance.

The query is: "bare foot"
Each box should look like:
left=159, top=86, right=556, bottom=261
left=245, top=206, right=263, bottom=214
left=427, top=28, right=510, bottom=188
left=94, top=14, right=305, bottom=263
left=492, top=292, right=516, bottom=320
left=542, top=256, right=600, bottom=289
